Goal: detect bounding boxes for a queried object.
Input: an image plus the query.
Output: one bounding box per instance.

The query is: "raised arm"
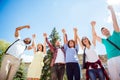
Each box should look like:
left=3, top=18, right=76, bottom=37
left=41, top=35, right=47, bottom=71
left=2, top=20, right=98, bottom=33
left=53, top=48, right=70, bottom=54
left=43, top=33, right=55, bottom=53
left=108, top=5, right=120, bottom=32
left=15, top=25, right=30, bottom=38
left=76, top=30, right=84, bottom=49
left=73, top=28, right=78, bottom=45
left=91, top=21, right=97, bottom=46
left=26, top=34, right=36, bottom=50
left=30, top=34, right=37, bottom=53
left=43, top=33, right=47, bottom=54
left=62, top=29, right=68, bottom=44
left=91, top=21, right=102, bottom=44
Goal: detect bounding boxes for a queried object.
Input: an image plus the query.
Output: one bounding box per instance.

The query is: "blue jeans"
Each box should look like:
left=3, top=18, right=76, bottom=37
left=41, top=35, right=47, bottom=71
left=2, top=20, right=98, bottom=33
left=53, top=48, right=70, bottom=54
left=88, top=68, right=105, bottom=80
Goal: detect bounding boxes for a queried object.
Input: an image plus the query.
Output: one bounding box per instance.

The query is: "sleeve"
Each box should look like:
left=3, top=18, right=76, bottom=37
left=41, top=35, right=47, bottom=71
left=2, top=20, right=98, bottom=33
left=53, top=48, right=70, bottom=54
left=113, top=30, right=120, bottom=36
left=102, top=38, right=106, bottom=44
left=46, top=38, right=55, bottom=53
left=63, top=44, right=67, bottom=51
left=75, top=44, right=79, bottom=53
left=15, top=35, right=21, bottom=40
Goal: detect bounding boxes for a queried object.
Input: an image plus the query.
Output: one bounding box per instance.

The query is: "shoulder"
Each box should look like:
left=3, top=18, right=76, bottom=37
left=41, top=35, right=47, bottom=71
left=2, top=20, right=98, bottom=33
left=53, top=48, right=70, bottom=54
left=15, top=35, right=21, bottom=40
left=90, top=45, right=95, bottom=49
left=75, top=44, right=79, bottom=48
left=101, top=38, right=106, bottom=44
left=64, top=43, right=68, bottom=47
left=113, top=30, right=120, bottom=36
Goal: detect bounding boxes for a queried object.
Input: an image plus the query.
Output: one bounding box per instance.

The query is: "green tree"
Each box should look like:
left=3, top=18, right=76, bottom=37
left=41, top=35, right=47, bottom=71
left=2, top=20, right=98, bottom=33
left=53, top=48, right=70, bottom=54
left=0, top=40, right=10, bottom=67
left=41, top=27, right=61, bottom=80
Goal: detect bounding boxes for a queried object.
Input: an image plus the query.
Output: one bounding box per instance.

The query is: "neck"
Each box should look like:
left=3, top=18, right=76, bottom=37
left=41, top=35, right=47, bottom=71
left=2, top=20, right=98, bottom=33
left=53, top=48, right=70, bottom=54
left=106, top=34, right=111, bottom=38
left=86, top=44, right=90, bottom=49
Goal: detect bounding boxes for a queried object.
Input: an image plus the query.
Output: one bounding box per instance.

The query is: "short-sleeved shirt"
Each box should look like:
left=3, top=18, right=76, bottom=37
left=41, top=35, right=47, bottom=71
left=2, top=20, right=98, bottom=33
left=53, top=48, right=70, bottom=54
left=64, top=44, right=79, bottom=63
left=102, top=31, right=120, bottom=59
left=85, top=45, right=99, bottom=62
left=6, top=37, right=27, bottom=59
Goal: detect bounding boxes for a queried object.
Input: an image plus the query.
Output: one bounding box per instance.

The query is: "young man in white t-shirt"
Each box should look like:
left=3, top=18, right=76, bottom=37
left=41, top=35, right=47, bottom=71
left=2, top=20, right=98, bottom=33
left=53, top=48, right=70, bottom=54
left=0, top=25, right=32, bottom=80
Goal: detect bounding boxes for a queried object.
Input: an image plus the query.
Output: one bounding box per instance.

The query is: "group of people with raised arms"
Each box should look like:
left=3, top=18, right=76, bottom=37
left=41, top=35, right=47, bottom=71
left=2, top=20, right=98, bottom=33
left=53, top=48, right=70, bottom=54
left=0, top=5, right=120, bottom=80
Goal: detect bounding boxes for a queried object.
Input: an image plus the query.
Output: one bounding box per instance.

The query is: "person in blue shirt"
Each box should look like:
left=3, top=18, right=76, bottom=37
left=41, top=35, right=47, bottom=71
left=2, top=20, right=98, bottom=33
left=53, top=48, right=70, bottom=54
left=62, top=28, right=81, bottom=80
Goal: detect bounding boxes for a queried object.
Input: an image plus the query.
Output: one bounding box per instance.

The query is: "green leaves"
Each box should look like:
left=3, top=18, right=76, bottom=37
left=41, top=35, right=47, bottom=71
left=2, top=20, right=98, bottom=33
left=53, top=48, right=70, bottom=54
left=13, top=63, right=27, bottom=80
left=41, top=27, right=60, bottom=80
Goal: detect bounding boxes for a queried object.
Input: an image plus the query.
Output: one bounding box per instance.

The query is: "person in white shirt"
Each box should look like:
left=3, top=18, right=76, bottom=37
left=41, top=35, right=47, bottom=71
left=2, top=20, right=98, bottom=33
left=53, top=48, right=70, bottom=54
left=77, top=26, right=109, bottom=80
left=0, top=25, right=32, bottom=80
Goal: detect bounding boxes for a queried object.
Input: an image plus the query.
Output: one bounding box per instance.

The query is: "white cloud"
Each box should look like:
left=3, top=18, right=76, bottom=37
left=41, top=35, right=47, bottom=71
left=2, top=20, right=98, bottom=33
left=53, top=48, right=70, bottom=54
left=21, top=54, right=33, bottom=63
left=107, top=0, right=120, bottom=5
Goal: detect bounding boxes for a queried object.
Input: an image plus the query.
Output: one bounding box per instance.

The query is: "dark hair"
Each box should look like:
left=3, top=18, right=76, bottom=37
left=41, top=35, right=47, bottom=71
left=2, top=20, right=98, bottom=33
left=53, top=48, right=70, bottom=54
left=68, top=40, right=75, bottom=48
left=23, top=38, right=31, bottom=44
left=101, top=27, right=105, bottom=32
left=37, top=44, right=44, bottom=52
left=81, top=37, right=91, bottom=47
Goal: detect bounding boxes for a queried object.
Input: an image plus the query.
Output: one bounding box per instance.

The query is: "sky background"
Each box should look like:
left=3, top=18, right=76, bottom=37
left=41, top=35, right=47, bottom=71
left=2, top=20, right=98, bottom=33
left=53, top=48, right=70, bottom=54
left=0, top=0, right=120, bottom=62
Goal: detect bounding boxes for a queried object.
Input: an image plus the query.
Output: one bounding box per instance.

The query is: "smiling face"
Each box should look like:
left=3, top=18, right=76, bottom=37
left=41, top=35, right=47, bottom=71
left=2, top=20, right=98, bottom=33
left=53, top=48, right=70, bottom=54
left=55, top=40, right=61, bottom=47
left=37, top=44, right=44, bottom=52
left=68, top=40, right=75, bottom=48
left=101, top=27, right=110, bottom=37
left=81, top=37, right=91, bottom=47
left=23, top=38, right=31, bottom=45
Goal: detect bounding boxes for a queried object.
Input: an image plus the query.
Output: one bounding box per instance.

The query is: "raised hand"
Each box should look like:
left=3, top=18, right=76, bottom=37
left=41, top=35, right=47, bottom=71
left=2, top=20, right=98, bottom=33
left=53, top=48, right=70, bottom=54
left=43, top=33, right=47, bottom=38
left=32, top=34, right=36, bottom=39
left=62, top=29, right=66, bottom=34
left=108, top=5, right=113, bottom=10
left=73, top=28, right=77, bottom=32
left=91, top=21, right=96, bottom=27
left=24, top=25, right=30, bottom=29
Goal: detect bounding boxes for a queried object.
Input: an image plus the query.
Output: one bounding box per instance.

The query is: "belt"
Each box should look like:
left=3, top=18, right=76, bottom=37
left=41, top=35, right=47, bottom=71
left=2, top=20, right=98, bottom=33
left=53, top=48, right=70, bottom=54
left=54, top=63, right=65, bottom=66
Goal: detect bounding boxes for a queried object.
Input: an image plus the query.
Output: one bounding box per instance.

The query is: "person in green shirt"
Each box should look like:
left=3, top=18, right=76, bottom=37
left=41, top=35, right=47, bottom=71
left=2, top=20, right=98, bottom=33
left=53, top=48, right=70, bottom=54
left=91, top=5, right=120, bottom=80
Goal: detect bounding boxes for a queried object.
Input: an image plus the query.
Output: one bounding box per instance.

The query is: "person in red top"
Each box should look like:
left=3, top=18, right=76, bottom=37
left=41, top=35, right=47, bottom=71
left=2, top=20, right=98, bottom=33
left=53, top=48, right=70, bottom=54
left=43, top=33, right=66, bottom=80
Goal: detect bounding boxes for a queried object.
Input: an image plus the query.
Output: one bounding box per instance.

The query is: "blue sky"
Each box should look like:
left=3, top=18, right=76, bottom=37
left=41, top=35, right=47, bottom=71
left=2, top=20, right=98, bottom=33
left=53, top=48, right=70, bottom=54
left=0, top=0, right=120, bottom=62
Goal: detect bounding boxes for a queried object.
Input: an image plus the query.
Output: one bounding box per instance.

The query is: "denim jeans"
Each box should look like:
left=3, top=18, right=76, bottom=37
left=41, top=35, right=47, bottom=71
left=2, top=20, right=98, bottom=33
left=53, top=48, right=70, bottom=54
left=66, top=63, right=81, bottom=80
left=88, top=68, right=105, bottom=80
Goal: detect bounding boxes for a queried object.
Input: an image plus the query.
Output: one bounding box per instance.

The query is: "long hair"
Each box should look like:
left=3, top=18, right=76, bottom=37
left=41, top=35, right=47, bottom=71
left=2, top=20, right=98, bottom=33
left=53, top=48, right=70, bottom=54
left=37, top=44, right=44, bottom=52
left=81, top=37, right=91, bottom=47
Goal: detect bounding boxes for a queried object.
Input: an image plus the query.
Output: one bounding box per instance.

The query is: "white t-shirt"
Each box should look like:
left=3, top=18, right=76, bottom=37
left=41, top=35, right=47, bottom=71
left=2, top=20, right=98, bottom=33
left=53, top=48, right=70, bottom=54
left=6, top=37, right=27, bottom=59
left=85, top=45, right=99, bottom=62
left=55, top=48, right=65, bottom=63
